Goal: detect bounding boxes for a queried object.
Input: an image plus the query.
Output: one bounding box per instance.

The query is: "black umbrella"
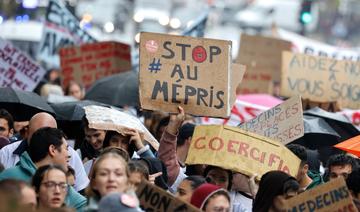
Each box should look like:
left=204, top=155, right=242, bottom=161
left=50, top=100, right=122, bottom=139
left=0, top=87, right=55, bottom=121
left=291, top=107, right=360, bottom=164
left=84, top=71, right=139, bottom=107
left=304, top=107, right=360, bottom=141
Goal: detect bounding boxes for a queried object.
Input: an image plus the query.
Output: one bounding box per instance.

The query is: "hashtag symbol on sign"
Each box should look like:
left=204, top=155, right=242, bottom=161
left=148, top=58, right=162, bottom=73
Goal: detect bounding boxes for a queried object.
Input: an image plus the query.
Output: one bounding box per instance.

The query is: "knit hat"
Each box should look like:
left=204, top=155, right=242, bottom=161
left=190, top=183, right=230, bottom=209
left=98, top=192, right=142, bottom=212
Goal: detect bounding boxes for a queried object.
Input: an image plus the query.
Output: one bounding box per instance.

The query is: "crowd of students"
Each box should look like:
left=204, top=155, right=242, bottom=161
left=0, top=80, right=359, bottom=211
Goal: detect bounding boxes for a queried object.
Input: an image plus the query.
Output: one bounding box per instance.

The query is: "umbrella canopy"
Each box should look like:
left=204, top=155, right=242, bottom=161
left=84, top=71, right=139, bottom=107
left=50, top=100, right=116, bottom=122
left=334, top=135, right=360, bottom=157
left=304, top=107, right=360, bottom=141
left=0, top=87, right=55, bottom=121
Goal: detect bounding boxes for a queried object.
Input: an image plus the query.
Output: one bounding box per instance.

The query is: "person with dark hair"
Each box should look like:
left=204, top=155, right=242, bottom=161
left=176, top=175, right=206, bottom=203
left=67, top=166, right=76, bottom=188
left=325, top=154, right=358, bottom=182
left=155, top=116, right=170, bottom=141
left=138, top=157, right=169, bottom=190
left=253, top=171, right=300, bottom=212
left=190, top=183, right=231, bottom=211
left=286, top=144, right=323, bottom=190
left=0, top=127, right=86, bottom=210
left=346, top=168, right=360, bottom=210
left=0, top=108, right=14, bottom=138
left=204, top=165, right=233, bottom=191
left=128, top=160, right=149, bottom=190
left=0, top=112, right=89, bottom=192
left=32, top=165, right=68, bottom=209
left=0, top=179, right=37, bottom=209
left=78, top=118, right=106, bottom=162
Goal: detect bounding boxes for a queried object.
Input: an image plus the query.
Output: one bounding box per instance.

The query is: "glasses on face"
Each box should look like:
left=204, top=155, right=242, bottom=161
left=41, top=181, right=68, bottom=192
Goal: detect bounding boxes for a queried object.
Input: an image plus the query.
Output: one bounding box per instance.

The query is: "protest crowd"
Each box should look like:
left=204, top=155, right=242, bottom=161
left=2, top=0, right=360, bottom=212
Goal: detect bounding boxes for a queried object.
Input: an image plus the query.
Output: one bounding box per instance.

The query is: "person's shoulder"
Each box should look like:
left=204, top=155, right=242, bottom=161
left=66, top=186, right=87, bottom=210
left=0, top=166, right=25, bottom=181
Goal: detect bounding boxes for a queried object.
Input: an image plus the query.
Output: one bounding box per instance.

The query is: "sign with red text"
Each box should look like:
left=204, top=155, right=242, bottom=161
left=284, top=178, right=356, bottom=212
left=136, top=180, right=200, bottom=212
left=139, top=32, right=232, bottom=118
left=185, top=125, right=301, bottom=177
left=281, top=51, right=360, bottom=110
left=239, top=95, right=304, bottom=145
left=0, top=38, right=46, bottom=91
left=60, top=41, right=131, bottom=89
left=236, top=34, right=291, bottom=94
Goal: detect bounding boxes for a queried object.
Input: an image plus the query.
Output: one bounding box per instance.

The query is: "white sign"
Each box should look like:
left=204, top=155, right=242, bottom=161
left=0, top=38, right=46, bottom=91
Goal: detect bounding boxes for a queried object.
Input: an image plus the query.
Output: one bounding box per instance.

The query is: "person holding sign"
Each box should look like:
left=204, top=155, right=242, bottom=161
left=286, top=144, right=323, bottom=191
left=253, top=171, right=300, bottom=212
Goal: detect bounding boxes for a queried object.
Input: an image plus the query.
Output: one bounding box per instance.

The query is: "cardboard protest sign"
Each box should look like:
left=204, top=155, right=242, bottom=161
left=230, top=63, right=246, bottom=106
left=276, top=28, right=360, bottom=61
left=284, top=177, right=357, bottom=212
left=185, top=125, right=301, bottom=177
left=139, top=32, right=232, bottom=118
left=0, top=38, right=46, bottom=91
left=38, top=0, right=95, bottom=67
left=84, top=105, right=159, bottom=150
left=281, top=51, right=360, bottom=110
left=59, top=41, right=131, bottom=89
left=239, top=95, right=304, bottom=145
left=236, top=34, right=292, bottom=94
left=136, top=180, right=200, bottom=212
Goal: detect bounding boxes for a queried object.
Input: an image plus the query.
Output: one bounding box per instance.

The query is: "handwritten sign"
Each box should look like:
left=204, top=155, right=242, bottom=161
left=236, top=34, right=291, bottom=94
left=59, top=41, right=131, bottom=89
left=136, top=180, right=200, bottom=212
left=0, top=38, right=46, bottom=91
left=284, top=178, right=357, bottom=212
left=230, top=64, right=246, bottom=106
left=281, top=51, right=360, bottom=110
left=84, top=105, right=159, bottom=150
left=185, top=125, right=301, bottom=177
left=239, top=95, right=304, bottom=145
left=139, top=32, right=232, bottom=118
left=38, top=0, right=95, bottom=67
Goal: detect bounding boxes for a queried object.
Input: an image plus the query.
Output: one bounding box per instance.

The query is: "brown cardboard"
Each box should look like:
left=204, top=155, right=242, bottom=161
left=284, top=178, right=357, bottom=212
left=236, top=34, right=292, bottom=94
left=185, top=125, right=301, bottom=178
left=139, top=32, right=232, bottom=118
left=230, top=63, right=246, bottom=106
left=281, top=51, right=360, bottom=110
left=59, top=41, right=131, bottom=89
left=136, top=180, right=200, bottom=212
left=239, top=95, right=304, bottom=145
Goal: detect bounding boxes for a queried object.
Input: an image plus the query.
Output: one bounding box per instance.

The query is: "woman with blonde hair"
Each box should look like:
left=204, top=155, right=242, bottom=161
left=85, top=151, right=136, bottom=211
